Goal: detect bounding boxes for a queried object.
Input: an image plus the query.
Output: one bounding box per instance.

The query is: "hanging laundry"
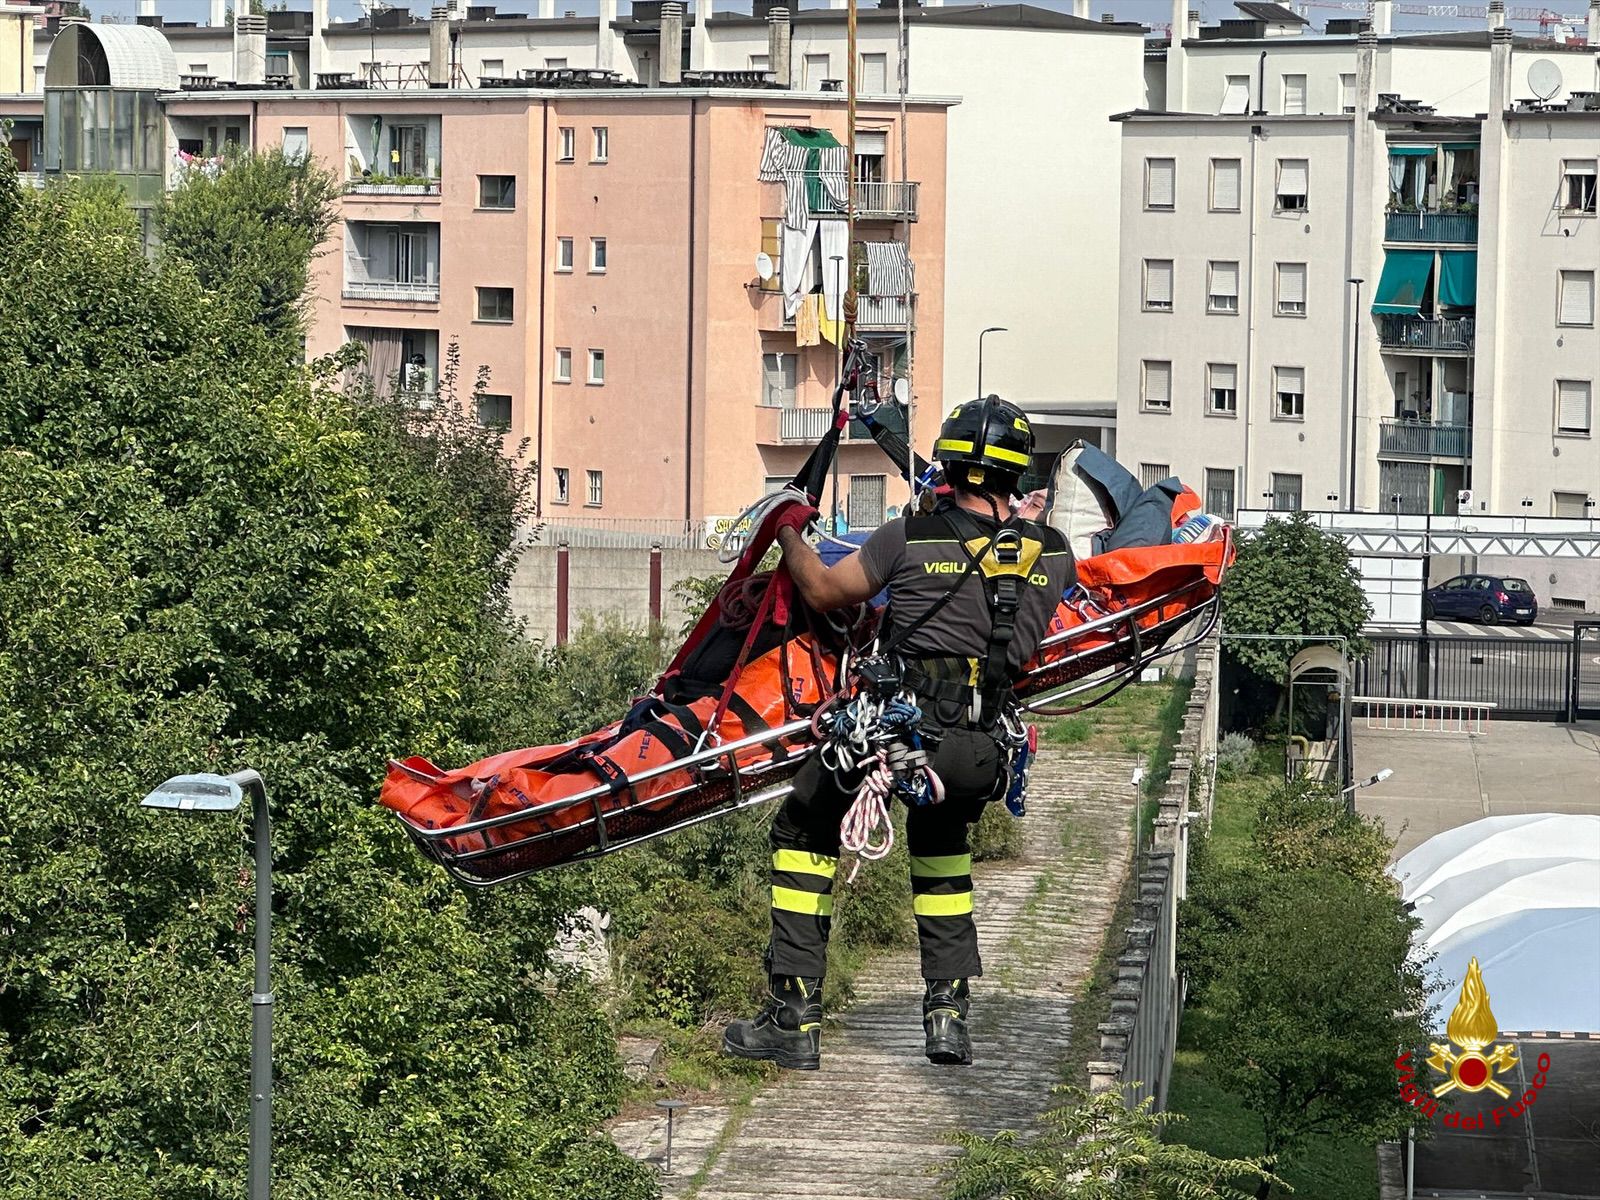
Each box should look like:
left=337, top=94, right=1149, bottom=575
left=819, top=304, right=843, bottom=346
left=782, top=219, right=819, bottom=319
left=819, top=220, right=850, bottom=322
left=795, top=293, right=822, bottom=347
left=815, top=144, right=849, bottom=212
left=864, top=242, right=914, bottom=297
left=759, top=127, right=847, bottom=230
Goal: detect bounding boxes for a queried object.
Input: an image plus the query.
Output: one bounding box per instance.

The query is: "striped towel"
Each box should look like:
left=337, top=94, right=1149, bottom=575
left=865, top=241, right=914, bottom=296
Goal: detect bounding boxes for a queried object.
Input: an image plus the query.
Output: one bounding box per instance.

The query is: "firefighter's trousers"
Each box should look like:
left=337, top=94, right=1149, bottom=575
left=767, top=725, right=1003, bottom=981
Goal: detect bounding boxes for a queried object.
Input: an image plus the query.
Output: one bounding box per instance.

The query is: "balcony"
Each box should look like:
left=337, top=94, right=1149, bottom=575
left=855, top=294, right=914, bottom=330
left=1384, top=209, right=1478, bottom=245
left=775, top=403, right=908, bottom=444
left=343, top=278, right=441, bottom=304
left=345, top=175, right=441, bottom=197
left=789, top=173, right=920, bottom=222
left=1378, top=418, right=1472, bottom=459
left=1378, top=313, right=1475, bottom=353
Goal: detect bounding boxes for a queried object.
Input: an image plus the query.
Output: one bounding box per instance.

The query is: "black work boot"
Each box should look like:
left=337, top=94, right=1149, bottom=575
left=923, top=978, right=972, bottom=1065
left=722, top=975, right=823, bottom=1070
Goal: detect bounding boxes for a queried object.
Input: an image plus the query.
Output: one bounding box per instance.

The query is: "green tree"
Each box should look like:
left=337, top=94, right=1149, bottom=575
left=157, top=147, right=341, bottom=344
left=0, top=167, right=655, bottom=1198
left=944, top=1085, right=1282, bottom=1199
left=1191, top=870, right=1431, bottom=1196
left=1220, top=512, right=1371, bottom=682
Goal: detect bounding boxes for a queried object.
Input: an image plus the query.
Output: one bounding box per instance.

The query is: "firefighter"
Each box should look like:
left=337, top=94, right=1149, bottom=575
left=723, top=397, right=1075, bottom=1070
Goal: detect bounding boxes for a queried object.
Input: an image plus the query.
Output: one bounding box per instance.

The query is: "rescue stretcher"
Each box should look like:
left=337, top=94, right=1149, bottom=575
left=379, top=351, right=1233, bottom=888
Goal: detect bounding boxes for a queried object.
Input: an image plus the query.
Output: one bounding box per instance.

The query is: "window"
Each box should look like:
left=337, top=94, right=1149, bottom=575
left=761, top=351, right=797, bottom=407
left=475, top=393, right=512, bottom=429
left=1276, top=262, right=1307, bottom=316
left=557, top=127, right=575, bottom=162
left=1207, top=261, right=1239, bottom=313
left=480, top=58, right=504, bottom=79
left=554, top=347, right=572, bottom=383
left=586, top=469, right=603, bottom=507
left=1274, top=366, right=1305, bottom=419
left=476, top=287, right=514, bottom=322
left=1559, top=269, right=1594, bottom=327
left=764, top=476, right=789, bottom=494
left=281, top=127, right=308, bottom=164
left=750, top=53, right=770, bottom=72
left=1282, top=74, right=1306, bottom=115
left=556, top=236, right=574, bottom=272
left=1340, top=72, right=1356, bottom=112
left=478, top=174, right=515, bottom=208
left=587, top=349, right=606, bottom=385
left=188, top=62, right=207, bottom=74
left=1143, top=259, right=1174, bottom=312
left=1554, top=490, right=1590, bottom=518
left=1271, top=472, right=1303, bottom=512
left=804, top=53, right=830, bottom=89
left=1145, top=157, right=1175, bottom=210
left=386, top=123, right=427, bottom=176
left=1561, top=160, right=1597, bottom=214
left=553, top=467, right=570, bottom=504
left=267, top=50, right=290, bottom=79
left=1142, top=360, right=1172, bottom=412
left=848, top=474, right=887, bottom=529
left=1208, top=362, right=1238, bottom=414
left=1210, top=158, right=1241, bottom=212
left=1276, top=158, right=1308, bottom=212
left=1556, top=379, right=1591, bottom=436
left=591, top=126, right=609, bottom=163
left=589, top=237, right=608, bottom=273
left=1205, top=468, right=1236, bottom=518
left=854, top=128, right=887, bottom=183
left=860, top=52, right=888, bottom=93
left=546, top=57, right=568, bottom=69
left=1220, top=74, right=1250, bottom=115
left=1139, top=463, right=1171, bottom=489
left=759, top=218, right=782, bottom=293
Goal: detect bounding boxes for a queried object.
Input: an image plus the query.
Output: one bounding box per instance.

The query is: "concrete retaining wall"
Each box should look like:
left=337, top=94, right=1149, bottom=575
left=509, top=544, right=723, bottom=644
left=1088, top=634, right=1220, bottom=1110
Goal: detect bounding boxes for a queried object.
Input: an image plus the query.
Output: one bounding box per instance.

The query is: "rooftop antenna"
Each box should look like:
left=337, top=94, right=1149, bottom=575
left=1527, top=58, right=1563, bottom=103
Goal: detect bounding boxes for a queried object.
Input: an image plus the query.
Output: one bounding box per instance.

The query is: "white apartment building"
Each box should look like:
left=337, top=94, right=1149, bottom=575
left=1119, top=25, right=1600, bottom=604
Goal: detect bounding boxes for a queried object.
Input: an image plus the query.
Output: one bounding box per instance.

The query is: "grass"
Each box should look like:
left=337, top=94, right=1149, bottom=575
left=1038, top=678, right=1177, bottom=757
left=1166, top=1009, right=1379, bottom=1200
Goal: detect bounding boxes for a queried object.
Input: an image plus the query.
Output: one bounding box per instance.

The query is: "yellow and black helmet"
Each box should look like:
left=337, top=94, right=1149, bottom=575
left=934, top=395, right=1035, bottom=489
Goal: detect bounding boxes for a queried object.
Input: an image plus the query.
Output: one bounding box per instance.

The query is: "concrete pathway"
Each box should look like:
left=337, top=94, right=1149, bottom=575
left=611, top=748, right=1138, bottom=1198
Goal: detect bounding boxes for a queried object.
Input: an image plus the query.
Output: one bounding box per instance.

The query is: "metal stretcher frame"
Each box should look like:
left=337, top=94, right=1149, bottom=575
left=397, top=582, right=1224, bottom=889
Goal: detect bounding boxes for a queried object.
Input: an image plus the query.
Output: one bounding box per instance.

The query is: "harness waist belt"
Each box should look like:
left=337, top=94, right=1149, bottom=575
left=900, top=663, right=1010, bottom=731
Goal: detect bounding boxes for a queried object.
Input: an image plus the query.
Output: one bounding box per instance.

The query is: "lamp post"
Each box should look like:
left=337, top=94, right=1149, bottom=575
left=977, top=326, right=1007, bottom=399
left=142, top=771, right=273, bottom=1200
left=1342, top=766, right=1393, bottom=815
left=1347, top=277, right=1364, bottom=513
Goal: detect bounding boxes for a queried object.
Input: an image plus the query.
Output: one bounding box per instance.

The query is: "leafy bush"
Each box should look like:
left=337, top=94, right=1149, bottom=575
left=970, top=803, right=1025, bottom=862
left=1251, top=777, right=1392, bottom=893
left=944, top=1084, right=1281, bottom=1199
left=1215, top=731, right=1257, bottom=781
left=623, top=881, right=766, bottom=1027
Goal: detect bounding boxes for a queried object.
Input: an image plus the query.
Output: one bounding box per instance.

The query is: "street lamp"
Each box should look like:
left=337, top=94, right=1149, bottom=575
left=142, top=770, right=273, bottom=1200
left=1342, top=767, right=1393, bottom=816
left=977, top=326, right=1007, bottom=399
left=1347, top=277, right=1364, bottom=513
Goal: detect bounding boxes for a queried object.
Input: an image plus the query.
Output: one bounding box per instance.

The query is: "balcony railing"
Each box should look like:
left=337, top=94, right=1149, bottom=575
left=776, top=403, right=908, bottom=444
left=1378, top=313, right=1475, bottom=353
left=856, top=294, right=914, bottom=329
left=343, top=278, right=441, bottom=303
left=787, top=173, right=920, bottom=221
left=345, top=176, right=442, bottom=196
left=1379, top=418, right=1472, bottom=459
left=1384, top=209, right=1478, bottom=244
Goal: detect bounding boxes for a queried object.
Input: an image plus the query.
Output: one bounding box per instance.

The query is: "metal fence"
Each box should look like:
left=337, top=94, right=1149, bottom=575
left=1355, top=635, right=1574, bottom=720
left=1383, top=210, right=1478, bottom=244
left=525, top=517, right=713, bottom=550
left=1379, top=419, right=1471, bottom=458
left=1377, top=313, right=1475, bottom=353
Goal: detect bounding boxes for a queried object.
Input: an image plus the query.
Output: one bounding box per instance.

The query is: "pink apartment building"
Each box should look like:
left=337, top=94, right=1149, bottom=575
left=150, top=82, right=949, bottom=529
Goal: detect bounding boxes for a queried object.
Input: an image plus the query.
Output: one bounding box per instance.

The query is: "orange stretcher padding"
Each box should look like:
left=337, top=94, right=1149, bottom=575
left=379, top=520, right=1231, bottom=881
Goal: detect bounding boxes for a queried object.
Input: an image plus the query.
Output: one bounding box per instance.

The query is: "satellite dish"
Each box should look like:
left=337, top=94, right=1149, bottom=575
left=1528, top=59, right=1563, bottom=102
left=755, top=252, right=775, bottom=281
left=893, top=378, right=909, bottom=404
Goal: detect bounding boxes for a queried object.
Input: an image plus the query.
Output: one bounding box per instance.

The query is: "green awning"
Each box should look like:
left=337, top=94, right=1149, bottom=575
left=1388, top=145, right=1436, bottom=157
left=1439, top=250, right=1477, bottom=308
left=780, top=127, right=842, bottom=149
left=1372, top=249, right=1434, bottom=314
left=1443, top=142, right=1480, bottom=151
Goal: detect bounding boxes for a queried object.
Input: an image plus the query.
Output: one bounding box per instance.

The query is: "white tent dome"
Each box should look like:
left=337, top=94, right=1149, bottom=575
left=1392, top=814, right=1600, bottom=1035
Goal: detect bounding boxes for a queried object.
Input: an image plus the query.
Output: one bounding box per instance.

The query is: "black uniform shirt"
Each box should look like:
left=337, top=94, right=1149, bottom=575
left=857, top=504, right=1075, bottom=677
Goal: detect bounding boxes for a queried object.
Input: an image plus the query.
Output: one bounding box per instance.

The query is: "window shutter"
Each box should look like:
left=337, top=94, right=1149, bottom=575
left=1147, top=259, right=1173, bottom=305
left=1212, top=261, right=1239, bottom=297
left=1560, top=271, right=1594, bottom=326
left=1279, top=262, right=1307, bottom=305
left=1277, top=366, right=1304, bottom=394
left=1148, top=158, right=1175, bottom=208
left=1557, top=379, right=1591, bottom=433
left=1145, top=361, right=1171, bottom=405
left=1213, top=159, right=1240, bottom=210
left=1278, top=158, right=1308, bottom=195
left=855, top=130, right=887, bottom=157
left=1564, top=159, right=1597, bottom=176
left=1220, top=76, right=1249, bottom=115
left=1553, top=491, right=1588, bottom=518
left=1211, top=363, right=1237, bottom=391
left=1140, top=463, right=1172, bottom=489
left=1283, top=75, right=1306, bottom=115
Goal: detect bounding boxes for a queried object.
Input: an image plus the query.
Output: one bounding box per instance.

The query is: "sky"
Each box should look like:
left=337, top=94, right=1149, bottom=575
left=70, top=0, right=1591, bottom=36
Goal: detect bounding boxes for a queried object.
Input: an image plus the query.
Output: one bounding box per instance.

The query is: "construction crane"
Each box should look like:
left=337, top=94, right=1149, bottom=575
left=1297, top=1, right=1587, bottom=37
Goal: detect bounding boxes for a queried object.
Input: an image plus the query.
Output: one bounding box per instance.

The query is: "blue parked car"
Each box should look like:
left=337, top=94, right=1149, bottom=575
left=1423, top=574, right=1539, bottom=625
